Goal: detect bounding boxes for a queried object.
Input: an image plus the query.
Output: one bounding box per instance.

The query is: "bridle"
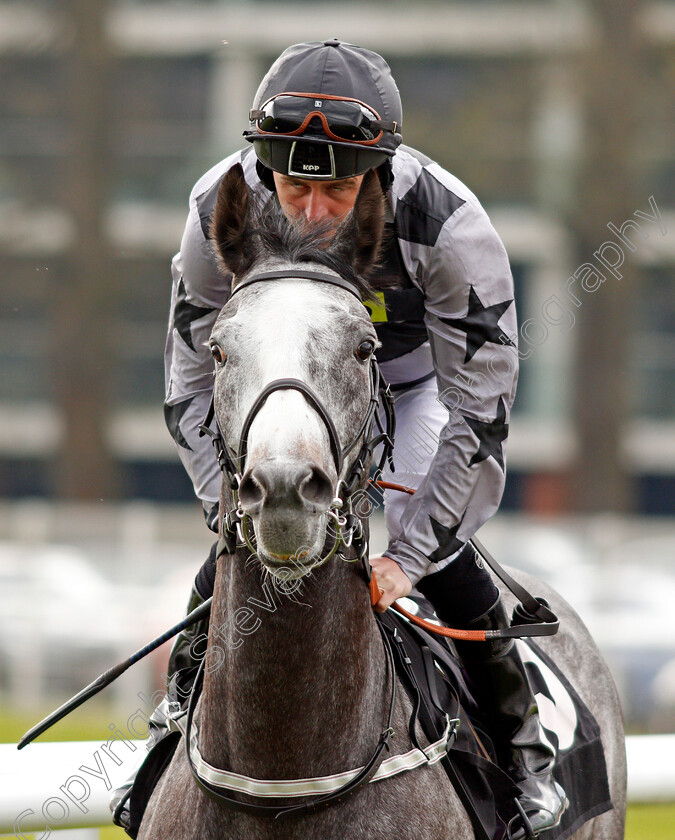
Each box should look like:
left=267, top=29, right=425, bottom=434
left=199, top=267, right=396, bottom=569
left=186, top=266, right=419, bottom=818
left=188, top=265, right=558, bottom=819
left=18, top=261, right=560, bottom=823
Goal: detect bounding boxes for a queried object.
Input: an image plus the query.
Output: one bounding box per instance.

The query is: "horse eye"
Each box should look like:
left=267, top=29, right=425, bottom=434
left=210, top=343, right=227, bottom=365
left=355, top=339, right=375, bottom=362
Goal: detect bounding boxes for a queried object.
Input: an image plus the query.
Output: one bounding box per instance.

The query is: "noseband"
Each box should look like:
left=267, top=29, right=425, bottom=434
left=199, top=268, right=396, bottom=565
left=239, top=378, right=344, bottom=476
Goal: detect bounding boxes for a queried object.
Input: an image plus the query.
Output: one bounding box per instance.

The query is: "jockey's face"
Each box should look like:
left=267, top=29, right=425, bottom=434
left=273, top=171, right=365, bottom=229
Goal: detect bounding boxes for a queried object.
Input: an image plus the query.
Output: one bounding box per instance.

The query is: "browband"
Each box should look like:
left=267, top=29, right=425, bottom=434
left=230, top=269, right=364, bottom=302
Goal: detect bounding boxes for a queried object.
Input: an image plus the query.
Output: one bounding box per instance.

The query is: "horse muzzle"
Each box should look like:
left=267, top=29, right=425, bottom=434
left=238, top=458, right=335, bottom=573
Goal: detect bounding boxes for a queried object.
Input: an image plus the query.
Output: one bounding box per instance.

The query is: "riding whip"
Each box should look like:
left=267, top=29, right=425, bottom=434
left=17, top=596, right=212, bottom=750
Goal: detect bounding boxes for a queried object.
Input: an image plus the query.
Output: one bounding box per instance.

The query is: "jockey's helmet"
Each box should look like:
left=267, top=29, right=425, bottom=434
left=245, top=40, right=403, bottom=185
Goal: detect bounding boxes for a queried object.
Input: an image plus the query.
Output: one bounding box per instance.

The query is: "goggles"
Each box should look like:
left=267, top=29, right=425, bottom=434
left=249, top=92, right=398, bottom=147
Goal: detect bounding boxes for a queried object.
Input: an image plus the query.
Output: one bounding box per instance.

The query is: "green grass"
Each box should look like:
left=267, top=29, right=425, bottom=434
left=625, top=802, right=675, bottom=840
left=0, top=705, right=124, bottom=745
left=2, top=708, right=674, bottom=838
left=5, top=806, right=675, bottom=839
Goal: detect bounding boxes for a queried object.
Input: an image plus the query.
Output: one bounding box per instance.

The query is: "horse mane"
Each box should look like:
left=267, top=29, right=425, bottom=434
left=211, top=163, right=391, bottom=301
left=238, top=197, right=387, bottom=302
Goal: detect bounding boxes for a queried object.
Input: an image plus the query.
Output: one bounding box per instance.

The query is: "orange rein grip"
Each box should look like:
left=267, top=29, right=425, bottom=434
left=369, top=573, right=382, bottom=607
left=391, top=603, right=487, bottom=642
left=368, top=480, right=487, bottom=640
left=369, top=572, right=487, bottom=641
left=374, top=480, right=416, bottom=495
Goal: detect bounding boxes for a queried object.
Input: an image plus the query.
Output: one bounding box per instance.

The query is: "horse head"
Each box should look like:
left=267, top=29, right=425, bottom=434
left=208, top=163, right=385, bottom=579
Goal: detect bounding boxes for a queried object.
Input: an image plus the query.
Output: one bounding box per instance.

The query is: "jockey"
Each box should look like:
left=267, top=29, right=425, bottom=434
left=112, top=40, right=567, bottom=837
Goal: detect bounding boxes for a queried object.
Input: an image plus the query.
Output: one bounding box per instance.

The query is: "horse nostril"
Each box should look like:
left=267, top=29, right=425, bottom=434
left=240, top=462, right=334, bottom=514
left=298, top=467, right=334, bottom=511
left=238, top=472, right=265, bottom=510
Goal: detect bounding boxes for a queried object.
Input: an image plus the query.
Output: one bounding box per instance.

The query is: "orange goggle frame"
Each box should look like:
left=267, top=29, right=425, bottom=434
left=250, top=92, right=397, bottom=147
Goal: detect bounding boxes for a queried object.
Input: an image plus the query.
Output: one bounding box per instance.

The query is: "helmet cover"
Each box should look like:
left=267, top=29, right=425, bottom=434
left=246, top=40, right=403, bottom=180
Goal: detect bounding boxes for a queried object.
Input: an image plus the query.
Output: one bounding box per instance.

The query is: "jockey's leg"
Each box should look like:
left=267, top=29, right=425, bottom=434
left=379, top=380, right=567, bottom=837
left=376, top=376, right=448, bottom=535
left=110, top=543, right=216, bottom=830
left=416, top=547, right=568, bottom=840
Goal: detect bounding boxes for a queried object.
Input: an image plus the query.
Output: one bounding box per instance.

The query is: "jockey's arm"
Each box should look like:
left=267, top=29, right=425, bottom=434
left=164, top=157, right=243, bottom=530
left=382, top=197, right=519, bottom=589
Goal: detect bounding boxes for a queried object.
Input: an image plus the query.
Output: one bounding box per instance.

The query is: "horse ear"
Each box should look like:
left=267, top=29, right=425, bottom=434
left=210, top=163, right=257, bottom=278
left=331, top=169, right=385, bottom=278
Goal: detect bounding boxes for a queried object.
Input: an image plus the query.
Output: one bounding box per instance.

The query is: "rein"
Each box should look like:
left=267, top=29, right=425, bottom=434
left=185, top=265, right=557, bottom=818
left=372, top=481, right=560, bottom=642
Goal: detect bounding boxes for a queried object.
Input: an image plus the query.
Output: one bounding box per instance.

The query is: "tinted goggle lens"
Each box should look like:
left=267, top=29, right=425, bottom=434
left=257, top=96, right=381, bottom=142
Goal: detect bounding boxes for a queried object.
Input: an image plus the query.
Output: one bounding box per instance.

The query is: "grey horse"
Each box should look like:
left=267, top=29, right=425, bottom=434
left=138, top=166, right=626, bottom=840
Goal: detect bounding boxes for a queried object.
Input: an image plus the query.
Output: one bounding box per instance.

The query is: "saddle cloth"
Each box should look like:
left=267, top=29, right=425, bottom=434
left=126, top=602, right=613, bottom=840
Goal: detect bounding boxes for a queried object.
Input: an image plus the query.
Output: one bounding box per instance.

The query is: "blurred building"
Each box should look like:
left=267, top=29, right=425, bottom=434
left=0, top=0, right=673, bottom=512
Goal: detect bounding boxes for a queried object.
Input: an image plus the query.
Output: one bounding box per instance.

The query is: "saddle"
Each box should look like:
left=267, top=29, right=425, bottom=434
left=377, top=606, right=519, bottom=840
left=378, top=598, right=613, bottom=840
left=124, top=599, right=612, bottom=840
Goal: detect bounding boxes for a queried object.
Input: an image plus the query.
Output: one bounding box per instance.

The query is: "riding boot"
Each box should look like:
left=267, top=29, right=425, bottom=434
left=416, top=545, right=567, bottom=839
left=110, top=695, right=175, bottom=830
left=164, top=582, right=212, bottom=705
left=110, top=583, right=211, bottom=831
left=453, top=597, right=568, bottom=840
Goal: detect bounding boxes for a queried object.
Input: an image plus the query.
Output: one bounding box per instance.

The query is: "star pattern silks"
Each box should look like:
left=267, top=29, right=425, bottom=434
left=463, top=397, right=509, bottom=472
left=164, top=398, right=195, bottom=450
left=174, top=278, right=216, bottom=352
left=439, top=285, right=515, bottom=363
left=428, top=515, right=465, bottom=563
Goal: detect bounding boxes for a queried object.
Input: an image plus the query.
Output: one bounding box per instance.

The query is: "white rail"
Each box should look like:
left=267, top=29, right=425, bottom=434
left=1, top=739, right=141, bottom=836
left=0, top=735, right=673, bottom=835
left=625, top=734, right=675, bottom=802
